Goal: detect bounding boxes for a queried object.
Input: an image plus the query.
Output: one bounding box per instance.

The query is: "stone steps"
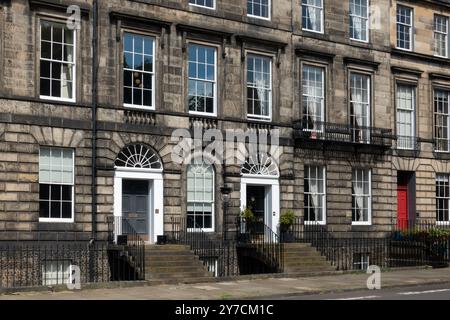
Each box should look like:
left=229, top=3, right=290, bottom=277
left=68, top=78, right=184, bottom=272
left=144, top=245, right=214, bottom=282
left=282, top=243, right=336, bottom=274
left=146, top=271, right=212, bottom=280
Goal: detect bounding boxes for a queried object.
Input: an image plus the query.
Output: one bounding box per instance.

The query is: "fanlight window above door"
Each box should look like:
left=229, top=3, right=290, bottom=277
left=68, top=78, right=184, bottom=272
left=115, top=144, right=163, bottom=171
left=241, top=154, right=279, bottom=177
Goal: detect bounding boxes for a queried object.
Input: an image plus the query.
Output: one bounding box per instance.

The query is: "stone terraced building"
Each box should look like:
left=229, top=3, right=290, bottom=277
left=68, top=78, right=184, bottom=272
left=0, top=0, right=449, bottom=248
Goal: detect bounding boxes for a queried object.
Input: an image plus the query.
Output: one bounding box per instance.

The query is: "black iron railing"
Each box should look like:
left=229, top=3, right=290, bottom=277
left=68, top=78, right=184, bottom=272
left=166, top=217, right=239, bottom=277
left=395, top=136, right=420, bottom=152
left=0, top=241, right=112, bottom=289
left=237, top=219, right=284, bottom=273
left=394, top=218, right=449, bottom=233
left=108, top=216, right=145, bottom=280
left=281, top=218, right=450, bottom=271
left=293, top=120, right=393, bottom=148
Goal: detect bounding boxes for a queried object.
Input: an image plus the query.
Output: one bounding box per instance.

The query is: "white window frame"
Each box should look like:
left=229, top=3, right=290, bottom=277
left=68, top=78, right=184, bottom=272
left=42, top=260, right=71, bottom=286
left=352, top=168, right=372, bottom=226
left=246, top=52, right=273, bottom=122
left=396, top=5, right=414, bottom=51
left=187, top=163, right=215, bottom=233
left=304, top=165, right=327, bottom=225
left=189, top=0, right=216, bottom=10
left=247, top=0, right=271, bottom=21
left=396, top=84, right=416, bottom=150
left=187, top=41, right=218, bottom=117
left=434, top=89, right=450, bottom=153
left=302, top=0, right=324, bottom=34
left=349, top=0, right=370, bottom=43
left=39, top=147, right=75, bottom=223
left=39, top=19, right=76, bottom=103
left=436, top=174, right=450, bottom=225
left=302, top=64, right=325, bottom=133
left=353, top=253, right=370, bottom=270
left=434, top=14, right=449, bottom=58
left=123, top=32, right=156, bottom=110
left=350, top=72, right=371, bottom=144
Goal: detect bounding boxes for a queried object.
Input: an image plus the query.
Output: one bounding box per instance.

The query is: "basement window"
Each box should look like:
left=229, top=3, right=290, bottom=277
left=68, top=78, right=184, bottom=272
left=42, top=260, right=71, bottom=286
left=353, top=253, right=370, bottom=271
left=204, top=258, right=218, bottom=277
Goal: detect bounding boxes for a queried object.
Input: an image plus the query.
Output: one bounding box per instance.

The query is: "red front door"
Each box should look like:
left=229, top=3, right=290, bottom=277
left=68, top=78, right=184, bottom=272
left=397, top=185, right=408, bottom=230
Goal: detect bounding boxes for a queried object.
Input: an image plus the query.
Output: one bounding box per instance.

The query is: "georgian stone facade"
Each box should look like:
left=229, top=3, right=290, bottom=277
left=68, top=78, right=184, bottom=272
left=0, top=0, right=449, bottom=242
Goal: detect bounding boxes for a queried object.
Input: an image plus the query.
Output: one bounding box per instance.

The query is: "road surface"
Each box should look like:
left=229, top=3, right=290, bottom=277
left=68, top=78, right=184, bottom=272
left=272, top=283, right=450, bottom=300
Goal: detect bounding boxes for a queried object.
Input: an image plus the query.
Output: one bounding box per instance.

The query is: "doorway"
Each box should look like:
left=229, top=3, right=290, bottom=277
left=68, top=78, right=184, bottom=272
left=397, top=171, right=416, bottom=230
left=240, top=178, right=279, bottom=233
left=247, top=185, right=268, bottom=232
left=122, top=180, right=150, bottom=240
left=114, top=170, right=164, bottom=244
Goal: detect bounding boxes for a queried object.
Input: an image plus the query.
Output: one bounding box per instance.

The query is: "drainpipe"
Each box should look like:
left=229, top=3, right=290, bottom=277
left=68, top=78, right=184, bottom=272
left=91, top=0, right=98, bottom=241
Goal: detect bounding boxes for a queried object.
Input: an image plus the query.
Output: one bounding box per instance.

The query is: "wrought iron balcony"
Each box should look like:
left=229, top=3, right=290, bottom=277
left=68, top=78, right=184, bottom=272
left=395, top=136, right=420, bottom=152
left=293, top=120, right=394, bottom=152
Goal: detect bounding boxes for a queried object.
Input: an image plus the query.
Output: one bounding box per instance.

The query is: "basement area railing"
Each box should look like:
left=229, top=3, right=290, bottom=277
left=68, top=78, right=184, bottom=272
left=237, top=218, right=284, bottom=274
left=0, top=241, right=111, bottom=289
left=166, top=217, right=239, bottom=277
left=281, top=217, right=450, bottom=271
left=107, top=216, right=146, bottom=281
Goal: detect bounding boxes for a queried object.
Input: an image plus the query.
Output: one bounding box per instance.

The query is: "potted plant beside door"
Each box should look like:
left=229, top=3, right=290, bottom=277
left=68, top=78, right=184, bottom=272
left=280, top=210, right=296, bottom=243
left=240, top=207, right=255, bottom=242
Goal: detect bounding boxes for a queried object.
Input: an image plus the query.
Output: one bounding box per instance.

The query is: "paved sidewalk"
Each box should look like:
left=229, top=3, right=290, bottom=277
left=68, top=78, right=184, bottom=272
left=1, top=268, right=449, bottom=300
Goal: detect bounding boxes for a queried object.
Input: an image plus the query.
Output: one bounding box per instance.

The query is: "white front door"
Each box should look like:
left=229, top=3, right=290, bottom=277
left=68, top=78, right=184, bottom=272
left=240, top=177, right=280, bottom=233
left=114, top=169, right=164, bottom=244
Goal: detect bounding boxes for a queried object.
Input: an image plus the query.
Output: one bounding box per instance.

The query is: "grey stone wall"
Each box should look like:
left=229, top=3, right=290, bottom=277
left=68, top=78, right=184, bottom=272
left=0, top=0, right=449, bottom=241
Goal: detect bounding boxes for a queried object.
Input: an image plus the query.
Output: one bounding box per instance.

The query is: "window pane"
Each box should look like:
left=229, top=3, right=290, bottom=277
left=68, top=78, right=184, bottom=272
left=247, top=55, right=272, bottom=119
left=39, top=201, right=50, bottom=218
left=352, top=169, right=371, bottom=223
left=123, top=33, right=155, bottom=108
left=40, top=20, right=75, bottom=99
left=397, top=6, right=413, bottom=50
left=437, top=174, right=450, bottom=222
left=304, top=166, right=326, bottom=223
left=62, top=185, right=72, bottom=201
left=188, top=44, right=216, bottom=114
left=40, top=184, right=50, bottom=200
left=187, top=163, right=214, bottom=230
left=302, top=0, right=323, bottom=32
left=50, top=202, right=61, bottom=219
left=62, top=202, right=72, bottom=219
left=248, top=0, right=270, bottom=18
left=302, top=65, right=325, bottom=131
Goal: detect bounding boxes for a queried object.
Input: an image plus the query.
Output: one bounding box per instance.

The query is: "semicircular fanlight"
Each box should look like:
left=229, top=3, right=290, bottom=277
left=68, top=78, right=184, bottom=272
left=241, top=153, right=279, bottom=177
left=115, top=144, right=163, bottom=170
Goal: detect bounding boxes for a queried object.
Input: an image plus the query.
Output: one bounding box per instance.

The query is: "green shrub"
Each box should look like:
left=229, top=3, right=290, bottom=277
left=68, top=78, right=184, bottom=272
left=400, top=228, right=450, bottom=240
left=280, top=210, right=296, bottom=226
left=241, top=207, right=255, bottom=222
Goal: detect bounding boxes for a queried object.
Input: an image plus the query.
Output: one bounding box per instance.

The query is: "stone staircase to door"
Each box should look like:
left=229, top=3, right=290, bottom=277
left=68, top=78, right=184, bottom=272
left=283, top=243, right=339, bottom=276
left=145, top=245, right=215, bottom=285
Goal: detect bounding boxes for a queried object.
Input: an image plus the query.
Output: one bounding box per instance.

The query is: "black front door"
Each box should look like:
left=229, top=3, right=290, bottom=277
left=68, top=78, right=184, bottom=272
left=247, top=186, right=266, bottom=232
left=122, top=180, right=149, bottom=235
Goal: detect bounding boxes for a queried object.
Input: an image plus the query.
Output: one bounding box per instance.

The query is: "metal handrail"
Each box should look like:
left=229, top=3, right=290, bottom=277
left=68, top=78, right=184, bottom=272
left=166, top=217, right=239, bottom=277
left=237, top=218, right=284, bottom=273
left=108, top=216, right=145, bottom=280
